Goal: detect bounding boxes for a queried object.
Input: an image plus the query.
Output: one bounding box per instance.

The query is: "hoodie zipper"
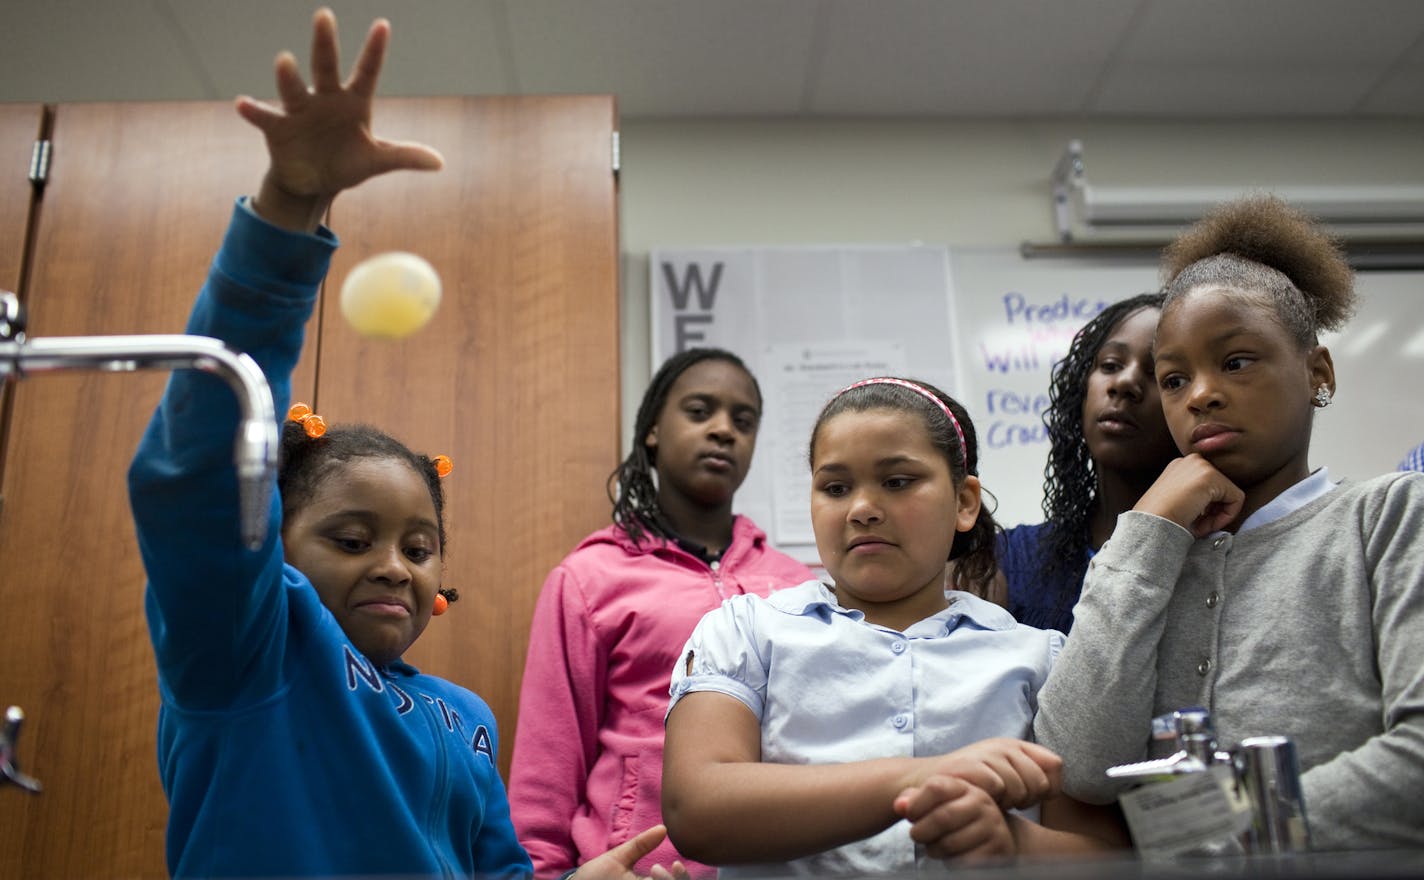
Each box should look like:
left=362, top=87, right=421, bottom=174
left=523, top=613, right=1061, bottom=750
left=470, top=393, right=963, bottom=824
left=710, top=558, right=727, bottom=600
left=412, top=674, right=455, bottom=879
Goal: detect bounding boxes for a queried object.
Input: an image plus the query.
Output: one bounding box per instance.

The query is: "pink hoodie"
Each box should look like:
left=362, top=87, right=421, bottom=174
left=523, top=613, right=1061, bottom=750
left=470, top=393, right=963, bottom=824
left=509, top=517, right=813, bottom=878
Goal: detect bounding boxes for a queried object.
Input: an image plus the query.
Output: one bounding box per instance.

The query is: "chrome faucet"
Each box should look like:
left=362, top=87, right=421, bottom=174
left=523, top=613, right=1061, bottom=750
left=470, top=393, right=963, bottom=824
left=1, top=291, right=278, bottom=795
left=0, top=290, right=277, bottom=550
left=1107, top=706, right=1233, bottom=779
left=1109, top=707, right=1311, bottom=855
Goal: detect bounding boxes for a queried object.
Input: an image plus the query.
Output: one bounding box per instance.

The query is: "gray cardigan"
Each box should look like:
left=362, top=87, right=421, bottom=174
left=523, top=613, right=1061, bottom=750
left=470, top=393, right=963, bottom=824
left=1035, top=471, right=1424, bottom=850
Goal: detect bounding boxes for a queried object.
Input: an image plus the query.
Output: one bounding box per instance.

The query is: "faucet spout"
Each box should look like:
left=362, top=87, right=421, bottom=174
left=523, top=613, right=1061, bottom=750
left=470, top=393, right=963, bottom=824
left=0, top=333, right=278, bottom=550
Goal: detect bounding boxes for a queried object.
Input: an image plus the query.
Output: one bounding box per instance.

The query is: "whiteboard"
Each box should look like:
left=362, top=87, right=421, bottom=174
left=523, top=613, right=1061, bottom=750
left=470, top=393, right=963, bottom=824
left=947, top=248, right=1159, bottom=527
left=652, top=245, right=1424, bottom=563
left=1314, top=272, right=1424, bottom=481
left=952, top=248, right=1424, bottom=525
left=651, top=246, right=958, bottom=565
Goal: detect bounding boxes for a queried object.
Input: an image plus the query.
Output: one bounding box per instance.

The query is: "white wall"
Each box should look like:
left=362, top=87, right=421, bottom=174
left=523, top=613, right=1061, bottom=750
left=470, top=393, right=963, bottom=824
left=616, top=117, right=1424, bottom=482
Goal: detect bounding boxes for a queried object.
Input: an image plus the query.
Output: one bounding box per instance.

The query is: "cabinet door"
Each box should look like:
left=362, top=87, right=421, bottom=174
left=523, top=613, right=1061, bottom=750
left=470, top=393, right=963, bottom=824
left=0, top=100, right=315, bottom=878
left=317, top=95, right=622, bottom=778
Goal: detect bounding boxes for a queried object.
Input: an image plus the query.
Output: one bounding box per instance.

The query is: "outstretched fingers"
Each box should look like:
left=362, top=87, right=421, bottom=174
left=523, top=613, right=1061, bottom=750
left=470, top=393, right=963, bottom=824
left=238, top=4, right=443, bottom=227
left=308, top=7, right=343, bottom=93
left=574, top=823, right=669, bottom=880
left=233, top=95, right=279, bottom=132
left=346, top=17, right=391, bottom=97
left=369, top=136, right=446, bottom=174
left=612, top=823, right=668, bottom=865
left=233, top=47, right=307, bottom=135
left=273, top=50, right=310, bottom=108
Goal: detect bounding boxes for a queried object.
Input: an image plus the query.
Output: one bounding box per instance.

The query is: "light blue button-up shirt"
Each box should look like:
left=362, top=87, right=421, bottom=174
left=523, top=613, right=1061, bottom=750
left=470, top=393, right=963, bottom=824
left=1236, top=466, right=1337, bottom=533
left=668, top=580, right=1063, bottom=876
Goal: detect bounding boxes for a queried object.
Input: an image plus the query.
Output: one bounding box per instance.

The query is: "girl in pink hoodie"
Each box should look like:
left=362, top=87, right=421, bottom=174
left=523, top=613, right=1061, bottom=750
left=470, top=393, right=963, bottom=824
left=509, top=348, right=813, bottom=878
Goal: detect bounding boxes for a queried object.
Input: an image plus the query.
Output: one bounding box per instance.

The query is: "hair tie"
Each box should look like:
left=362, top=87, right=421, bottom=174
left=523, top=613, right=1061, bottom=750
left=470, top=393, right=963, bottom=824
left=835, top=377, right=968, bottom=471
left=433, top=454, right=453, bottom=478
left=432, top=587, right=460, bottom=616
left=287, top=402, right=327, bottom=438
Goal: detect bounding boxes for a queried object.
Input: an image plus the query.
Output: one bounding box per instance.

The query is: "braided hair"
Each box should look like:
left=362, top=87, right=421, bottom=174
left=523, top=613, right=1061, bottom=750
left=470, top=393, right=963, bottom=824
left=1037, top=291, right=1166, bottom=595
left=810, top=378, right=999, bottom=595
left=609, top=348, right=761, bottom=546
left=279, top=419, right=458, bottom=607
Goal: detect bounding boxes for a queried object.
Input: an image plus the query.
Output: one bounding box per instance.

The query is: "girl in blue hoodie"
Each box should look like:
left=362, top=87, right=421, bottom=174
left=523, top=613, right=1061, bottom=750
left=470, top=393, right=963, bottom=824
left=127, top=9, right=677, bottom=878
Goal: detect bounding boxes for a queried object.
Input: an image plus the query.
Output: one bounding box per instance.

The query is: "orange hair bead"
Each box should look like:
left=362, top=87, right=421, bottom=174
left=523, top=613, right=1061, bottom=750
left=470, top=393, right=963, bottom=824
left=432, top=593, right=449, bottom=616
left=286, top=402, right=327, bottom=438
left=433, top=455, right=453, bottom=478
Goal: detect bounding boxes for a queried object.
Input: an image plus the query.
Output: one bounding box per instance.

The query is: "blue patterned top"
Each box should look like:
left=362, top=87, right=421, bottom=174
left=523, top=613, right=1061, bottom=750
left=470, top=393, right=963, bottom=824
left=996, top=522, right=1088, bottom=634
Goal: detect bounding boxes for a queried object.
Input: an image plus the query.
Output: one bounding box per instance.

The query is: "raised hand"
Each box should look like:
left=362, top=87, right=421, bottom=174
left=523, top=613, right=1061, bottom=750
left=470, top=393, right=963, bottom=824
left=574, top=825, right=690, bottom=880
left=1134, top=453, right=1245, bottom=537
left=894, top=775, right=1015, bottom=862
left=237, top=6, right=444, bottom=232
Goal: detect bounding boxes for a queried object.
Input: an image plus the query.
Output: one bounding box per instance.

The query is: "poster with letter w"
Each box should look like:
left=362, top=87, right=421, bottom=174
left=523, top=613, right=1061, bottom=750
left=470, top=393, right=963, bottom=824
left=650, top=246, right=957, bottom=563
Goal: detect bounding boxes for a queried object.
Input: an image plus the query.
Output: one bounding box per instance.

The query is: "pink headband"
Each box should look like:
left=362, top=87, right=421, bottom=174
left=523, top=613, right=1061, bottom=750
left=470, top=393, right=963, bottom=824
left=835, top=377, right=968, bottom=472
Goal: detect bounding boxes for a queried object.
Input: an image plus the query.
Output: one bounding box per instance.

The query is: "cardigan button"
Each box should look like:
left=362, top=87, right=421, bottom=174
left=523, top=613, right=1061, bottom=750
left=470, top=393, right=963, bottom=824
left=1196, top=659, right=1212, bottom=676
left=1206, top=592, right=1220, bottom=609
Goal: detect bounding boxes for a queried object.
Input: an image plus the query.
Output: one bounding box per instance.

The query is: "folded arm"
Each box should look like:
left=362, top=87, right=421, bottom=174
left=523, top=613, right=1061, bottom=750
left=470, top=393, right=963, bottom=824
left=663, top=691, right=1060, bottom=865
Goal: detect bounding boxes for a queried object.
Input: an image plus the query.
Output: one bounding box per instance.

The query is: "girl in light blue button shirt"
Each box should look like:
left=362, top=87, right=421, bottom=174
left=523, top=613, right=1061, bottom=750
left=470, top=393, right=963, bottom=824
left=663, top=378, right=1124, bottom=875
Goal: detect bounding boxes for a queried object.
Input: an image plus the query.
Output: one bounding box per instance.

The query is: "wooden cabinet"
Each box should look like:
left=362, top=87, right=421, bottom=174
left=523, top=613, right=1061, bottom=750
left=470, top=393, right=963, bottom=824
left=0, top=96, right=620, bottom=878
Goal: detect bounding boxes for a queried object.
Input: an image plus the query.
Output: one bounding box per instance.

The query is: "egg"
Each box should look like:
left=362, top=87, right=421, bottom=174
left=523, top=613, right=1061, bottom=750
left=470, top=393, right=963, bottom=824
left=339, top=252, right=442, bottom=339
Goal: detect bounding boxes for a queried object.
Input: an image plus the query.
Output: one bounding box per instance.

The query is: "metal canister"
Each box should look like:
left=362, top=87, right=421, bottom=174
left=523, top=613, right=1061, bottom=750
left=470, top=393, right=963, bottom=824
left=1237, top=735, right=1311, bottom=854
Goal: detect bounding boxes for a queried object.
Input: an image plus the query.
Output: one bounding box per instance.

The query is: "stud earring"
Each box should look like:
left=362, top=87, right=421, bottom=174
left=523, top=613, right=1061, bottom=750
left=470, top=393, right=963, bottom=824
left=1314, top=386, right=1333, bottom=408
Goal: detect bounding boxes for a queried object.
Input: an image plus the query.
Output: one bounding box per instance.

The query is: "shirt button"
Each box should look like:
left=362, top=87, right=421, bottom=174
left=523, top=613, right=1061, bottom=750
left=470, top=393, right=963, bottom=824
left=1197, top=659, right=1212, bottom=676
left=891, top=641, right=907, bottom=655
left=1206, top=592, right=1220, bottom=609
left=892, top=713, right=909, bottom=729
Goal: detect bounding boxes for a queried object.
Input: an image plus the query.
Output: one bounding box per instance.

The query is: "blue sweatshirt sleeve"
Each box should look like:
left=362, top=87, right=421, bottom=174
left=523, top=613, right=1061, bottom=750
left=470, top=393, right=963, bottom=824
left=128, top=199, right=337, bottom=712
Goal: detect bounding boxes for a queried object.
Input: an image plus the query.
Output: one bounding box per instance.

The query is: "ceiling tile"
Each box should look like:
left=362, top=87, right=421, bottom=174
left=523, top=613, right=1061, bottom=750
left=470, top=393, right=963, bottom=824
left=165, top=0, right=510, bottom=100
left=504, top=0, right=822, bottom=117
left=1358, top=33, right=1424, bottom=115
left=1093, top=0, right=1424, bottom=115
left=0, top=0, right=1420, bottom=120
left=810, top=0, right=1141, bottom=116
left=3, top=0, right=208, bottom=102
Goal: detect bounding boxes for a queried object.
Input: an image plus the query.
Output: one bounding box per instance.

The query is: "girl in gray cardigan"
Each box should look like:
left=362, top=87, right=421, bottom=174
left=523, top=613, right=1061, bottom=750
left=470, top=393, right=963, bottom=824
left=1034, top=194, right=1424, bottom=851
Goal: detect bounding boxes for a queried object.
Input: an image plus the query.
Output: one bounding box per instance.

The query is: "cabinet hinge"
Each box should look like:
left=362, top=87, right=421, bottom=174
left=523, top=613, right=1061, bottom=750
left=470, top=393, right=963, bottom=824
left=29, top=139, right=51, bottom=187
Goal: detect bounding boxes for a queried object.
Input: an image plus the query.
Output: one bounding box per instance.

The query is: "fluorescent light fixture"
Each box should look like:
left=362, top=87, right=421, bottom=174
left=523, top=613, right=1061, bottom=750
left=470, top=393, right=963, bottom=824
left=1052, top=141, right=1424, bottom=243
